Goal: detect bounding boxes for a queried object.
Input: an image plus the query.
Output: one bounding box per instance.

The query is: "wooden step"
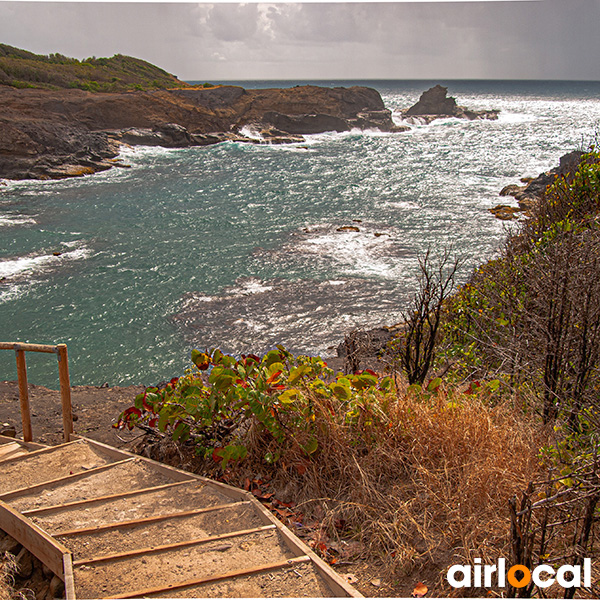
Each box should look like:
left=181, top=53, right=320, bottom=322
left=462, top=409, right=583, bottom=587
left=0, top=440, right=116, bottom=494
left=0, top=437, right=362, bottom=599
left=146, top=558, right=336, bottom=598
left=56, top=503, right=265, bottom=562
left=6, top=458, right=183, bottom=513
left=73, top=527, right=296, bottom=599
left=0, top=441, right=30, bottom=462
left=27, top=479, right=239, bottom=534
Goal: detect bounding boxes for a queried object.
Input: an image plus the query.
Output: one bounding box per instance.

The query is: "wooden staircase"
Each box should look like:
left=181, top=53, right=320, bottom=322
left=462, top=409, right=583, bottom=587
left=0, top=341, right=361, bottom=597
left=0, top=436, right=361, bottom=598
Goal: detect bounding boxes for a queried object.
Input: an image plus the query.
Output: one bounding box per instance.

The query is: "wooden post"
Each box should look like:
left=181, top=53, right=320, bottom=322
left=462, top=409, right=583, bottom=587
left=56, top=344, right=73, bottom=442
left=15, top=348, right=33, bottom=442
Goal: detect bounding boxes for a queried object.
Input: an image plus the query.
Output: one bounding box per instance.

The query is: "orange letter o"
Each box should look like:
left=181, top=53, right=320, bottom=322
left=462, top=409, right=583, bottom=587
left=508, top=565, right=532, bottom=588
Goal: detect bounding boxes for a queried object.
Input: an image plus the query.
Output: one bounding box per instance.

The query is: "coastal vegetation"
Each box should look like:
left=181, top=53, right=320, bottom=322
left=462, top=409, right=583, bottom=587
left=117, top=149, right=600, bottom=597
left=0, top=43, right=192, bottom=91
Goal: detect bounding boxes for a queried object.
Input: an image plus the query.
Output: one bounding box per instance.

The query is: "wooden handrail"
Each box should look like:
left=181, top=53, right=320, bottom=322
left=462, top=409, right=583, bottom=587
left=0, top=342, right=73, bottom=443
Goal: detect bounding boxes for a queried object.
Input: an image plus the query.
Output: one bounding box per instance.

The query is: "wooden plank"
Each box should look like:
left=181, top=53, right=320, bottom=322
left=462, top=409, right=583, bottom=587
left=22, top=479, right=194, bottom=516
left=73, top=524, right=276, bottom=566
left=55, top=500, right=252, bottom=537
left=0, top=443, right=29, bottom=462
left=15, top=349, right=32, bottom=442
left=103, top=555, right=312, bottom=599
left=82, top=437, right=250, bottom=499
left=0, top=438, right=82, bottom=467
left=0, top=458, right=134, bottom=501
left=0, top=434, right=46, bottom=450
left=56, top=344, right=73, bottom=443
left=0, top=342, right=59, bottom=353
left=250, top=494, right=363, bottom=597
left=0, top=500, right=71, bottom=577
left=63, top=553, right=76, bottom=600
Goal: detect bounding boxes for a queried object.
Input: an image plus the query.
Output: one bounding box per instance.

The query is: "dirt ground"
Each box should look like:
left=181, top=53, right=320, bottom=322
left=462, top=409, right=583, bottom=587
left=0, top=380, right=144, bottom=447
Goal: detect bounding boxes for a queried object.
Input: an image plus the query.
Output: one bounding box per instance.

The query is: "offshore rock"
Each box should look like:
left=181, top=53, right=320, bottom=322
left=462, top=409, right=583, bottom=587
left=403, top=85, right=499, bottom=123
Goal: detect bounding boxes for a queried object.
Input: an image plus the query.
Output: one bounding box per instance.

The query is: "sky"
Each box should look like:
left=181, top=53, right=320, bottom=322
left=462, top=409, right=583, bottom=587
left=0, top=1, right=599, bottom=81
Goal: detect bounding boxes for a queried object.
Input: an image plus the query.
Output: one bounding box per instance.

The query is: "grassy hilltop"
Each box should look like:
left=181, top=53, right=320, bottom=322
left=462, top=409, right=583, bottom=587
left=0, top=43, right=192, bottom=92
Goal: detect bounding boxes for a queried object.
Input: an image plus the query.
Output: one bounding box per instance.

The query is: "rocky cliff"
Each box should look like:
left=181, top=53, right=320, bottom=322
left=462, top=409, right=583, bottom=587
left=0, top=84, right=402, bottom=180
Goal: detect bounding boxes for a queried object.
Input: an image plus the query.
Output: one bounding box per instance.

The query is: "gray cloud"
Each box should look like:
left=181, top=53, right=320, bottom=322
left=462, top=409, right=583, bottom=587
left=0, top=1, right=598, bottom=80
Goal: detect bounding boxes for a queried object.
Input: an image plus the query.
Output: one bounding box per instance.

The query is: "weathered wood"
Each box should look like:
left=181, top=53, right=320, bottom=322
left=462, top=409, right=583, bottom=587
left=55, top=500, right=252, bottom=537
left=56, top=344, right=73, bottom=443
left=63, top=553, right=76, bottom=600
left=15, top=349, right=32, bottom=442
left=0, top=434, right=46, bottom=450
left=103, top=555, right=312, bottom=599
left=0, top=438, right=82, bottom=467
left=0, top=500, right=71, bottom=577
left=0, top=342, right=58, bottom=353
left=73, top=524, right=276, bottom=566
left=0, top=458, right=133, bottom=501
left=22, top=479, right=194, bottom=516
left=0, top=442, right=29, bottom=462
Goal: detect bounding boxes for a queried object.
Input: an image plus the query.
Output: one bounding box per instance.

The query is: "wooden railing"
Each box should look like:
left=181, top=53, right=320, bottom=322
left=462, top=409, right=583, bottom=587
left=0, top=342, right=73, bottom=443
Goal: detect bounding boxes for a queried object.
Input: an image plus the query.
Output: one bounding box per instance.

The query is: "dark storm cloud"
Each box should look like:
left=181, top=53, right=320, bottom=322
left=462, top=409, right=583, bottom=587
left=0, top=1, right=598, bottom=80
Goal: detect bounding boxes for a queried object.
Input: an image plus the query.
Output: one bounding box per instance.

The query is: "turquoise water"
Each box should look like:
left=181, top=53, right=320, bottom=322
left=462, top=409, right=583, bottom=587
left=2, top=80, right=600, bottom=387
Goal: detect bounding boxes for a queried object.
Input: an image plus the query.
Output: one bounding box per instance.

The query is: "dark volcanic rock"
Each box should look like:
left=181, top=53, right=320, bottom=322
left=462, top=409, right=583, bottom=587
left=500, top=151, right=585, bottom=202
left=0, top=83, right=404, bottom=180
left=260, top=111, right=351, bottom=134
left=0, top=119, right=119, bottom=180
left=406, top=84, right=458, bottom=116
left=494, top=150, right=587, bottom=219
left=403, top=85, right=499, bottom=123
left=171, top=86, right=246, bottom=110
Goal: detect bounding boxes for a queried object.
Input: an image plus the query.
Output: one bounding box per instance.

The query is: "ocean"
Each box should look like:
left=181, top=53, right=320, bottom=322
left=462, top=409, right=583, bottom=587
left=1, top=79, right=600, bottom=387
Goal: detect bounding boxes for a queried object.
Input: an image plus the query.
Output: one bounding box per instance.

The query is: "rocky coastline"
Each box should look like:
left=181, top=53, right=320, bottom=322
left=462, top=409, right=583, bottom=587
left=489, top=149, right=584, bottom=220
left=0, top=84, right=405, bottom=181
left=0, top=81, right=505, bottom=182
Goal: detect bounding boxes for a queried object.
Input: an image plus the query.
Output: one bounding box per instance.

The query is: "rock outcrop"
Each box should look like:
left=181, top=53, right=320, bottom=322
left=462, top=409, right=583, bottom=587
left=0, top=84, right=406, bottom=180
left=491, top=150, right=586, bottom=220
left=403, top=85, right=499, bottom=124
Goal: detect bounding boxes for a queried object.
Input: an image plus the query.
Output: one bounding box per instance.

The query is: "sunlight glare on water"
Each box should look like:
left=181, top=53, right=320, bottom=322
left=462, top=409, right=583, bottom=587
left=1, top=80, right=600, bottom=385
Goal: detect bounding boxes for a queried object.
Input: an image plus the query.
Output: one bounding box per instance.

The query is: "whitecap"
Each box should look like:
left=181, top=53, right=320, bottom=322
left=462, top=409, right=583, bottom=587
left=0, top=214, right=36, bottom=227
left=0, top=243, right=92, bottom=281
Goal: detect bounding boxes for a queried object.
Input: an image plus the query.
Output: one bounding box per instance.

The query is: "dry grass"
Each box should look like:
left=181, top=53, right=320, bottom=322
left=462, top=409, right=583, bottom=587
left=136, top=382, right=548, bottom=596
left=0, top=552, right=17, bottom=600
left=252, top=385, right=547, bottom=595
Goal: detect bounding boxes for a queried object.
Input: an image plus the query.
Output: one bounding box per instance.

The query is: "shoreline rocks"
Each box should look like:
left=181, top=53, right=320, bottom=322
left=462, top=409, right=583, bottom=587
left=491, top=150, right=585, bottom=220
left=0, top=84, right=408, bottom=181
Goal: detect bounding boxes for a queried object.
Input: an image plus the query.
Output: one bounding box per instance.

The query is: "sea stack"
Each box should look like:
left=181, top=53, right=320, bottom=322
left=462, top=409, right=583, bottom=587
left=403, top=85, right=500, bottom=123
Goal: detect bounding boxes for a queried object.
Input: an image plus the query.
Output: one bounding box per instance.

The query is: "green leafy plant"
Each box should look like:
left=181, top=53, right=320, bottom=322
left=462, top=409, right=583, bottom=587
left=115, top=346, right=396, bottom=469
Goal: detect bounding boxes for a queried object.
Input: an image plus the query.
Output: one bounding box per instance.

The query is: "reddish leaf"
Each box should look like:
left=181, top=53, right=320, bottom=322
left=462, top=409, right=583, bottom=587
left=148, top=418, right=158, bottom=428
left=123, top=407, right=141, bottom=419
left=243, top=478, right=251, bottom=491
left=212, top=447, right=223, bottom=463
left=275, top=499, right=296, bottom=508
left=412, top=582, right=428, bottom=598
left=294, top=462, right=307, bottom=475
left=266, top=370, right=282, bottom=384
left=253, top=489, right=275, bottom=501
